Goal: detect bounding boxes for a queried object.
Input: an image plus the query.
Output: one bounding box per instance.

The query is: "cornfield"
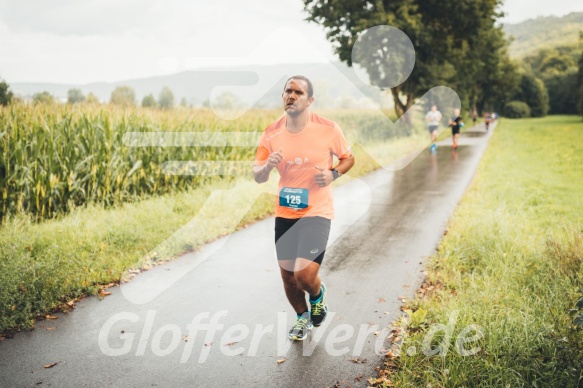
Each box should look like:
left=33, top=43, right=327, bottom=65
left=0, top=102, right=404, bottom=223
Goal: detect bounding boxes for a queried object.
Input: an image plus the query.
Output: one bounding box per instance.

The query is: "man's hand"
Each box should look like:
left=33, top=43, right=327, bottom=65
left=253, top=148, right=283, bottom=183
left=267, top=148, right=284, bottom=169
left=314, top=166, right=334, bottom=187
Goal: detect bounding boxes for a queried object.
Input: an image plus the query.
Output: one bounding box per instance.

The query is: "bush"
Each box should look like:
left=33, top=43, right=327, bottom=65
left=513, top=73, right=549, bottom=117
left=503, top=101, right=531, bottom=118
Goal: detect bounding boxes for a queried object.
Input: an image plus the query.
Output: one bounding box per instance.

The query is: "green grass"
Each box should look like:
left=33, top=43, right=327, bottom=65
left=375, top=116, right=583, bottom=387
left=0, top=107, right=425, bottom=334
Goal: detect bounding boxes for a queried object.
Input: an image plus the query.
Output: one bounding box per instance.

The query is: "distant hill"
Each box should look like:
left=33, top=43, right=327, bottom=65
left=504, top=12, right=583, bottom=58
left=10, top=62, right=388, bottom=110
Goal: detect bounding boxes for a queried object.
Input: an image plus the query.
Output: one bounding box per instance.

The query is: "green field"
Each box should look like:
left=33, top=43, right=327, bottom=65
left=375, top=116, right=583, bottom=386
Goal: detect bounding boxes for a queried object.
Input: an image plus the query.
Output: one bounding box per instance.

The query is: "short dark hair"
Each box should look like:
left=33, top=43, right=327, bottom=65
left=284, top=75, right=313, bottom=98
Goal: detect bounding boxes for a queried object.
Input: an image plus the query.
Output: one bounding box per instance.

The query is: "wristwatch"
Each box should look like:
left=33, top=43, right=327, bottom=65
left=331, top=168, right=340, bottom=180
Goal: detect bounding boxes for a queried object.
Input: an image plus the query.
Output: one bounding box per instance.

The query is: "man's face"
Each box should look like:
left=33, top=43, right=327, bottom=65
left=454, top=108, right=460, bottom=116
left=282, top=79, right=313, bottom=116
left=431, top=105, right=437, bottom=112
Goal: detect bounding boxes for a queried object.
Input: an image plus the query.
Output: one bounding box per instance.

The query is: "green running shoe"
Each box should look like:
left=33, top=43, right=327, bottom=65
left=310, top=283, right=328, bottom=327
left=288, top=312, right=313, bottom=341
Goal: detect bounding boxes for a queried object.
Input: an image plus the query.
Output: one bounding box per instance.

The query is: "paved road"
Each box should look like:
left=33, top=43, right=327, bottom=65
left=0, top=125, right=493, bottom=388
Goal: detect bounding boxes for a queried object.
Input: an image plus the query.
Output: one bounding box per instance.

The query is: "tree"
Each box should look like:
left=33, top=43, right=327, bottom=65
left=33, top=91, right=54, bottom=104
left=67, top=88, right=85, bottom=104
left=158, top=86, right=174, bottom=109
left=110, top=86, right=136, bottom=106
left=513, top=73, right=549, bottom=117
left=543, top=71, right=578, bottom=114
left=141, top=94, right=157, bottom=108
left=521, top=44, right=580, bottom=114
left=85, top=92, right=100, bottom=105
left=212, top=91, right=241, bottom=110
left=0, top=79, right=14, bottom=106
left=303, top=0, right=505, bottom=118
left=577, top=32, right=583, bottom=117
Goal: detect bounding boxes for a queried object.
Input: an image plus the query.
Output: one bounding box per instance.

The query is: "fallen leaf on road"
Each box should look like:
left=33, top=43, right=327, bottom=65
left=276, top=359, right=286, bottom=364
left=98, top=290, right=112, bottom=297
left=46, top=327, right=56, bottom=331
left=377, top=297, right=386, bottom=303
left=43, top=363, right=58, bottom=369
left=45, top=315, right=58, bottom=320
left=204, top=342, right=212, bottom=347
left=224, top=342, right=238, bottom=346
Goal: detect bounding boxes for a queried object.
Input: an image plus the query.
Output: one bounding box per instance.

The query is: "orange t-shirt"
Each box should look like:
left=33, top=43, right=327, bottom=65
left=254, top=112, right=352, bottom=220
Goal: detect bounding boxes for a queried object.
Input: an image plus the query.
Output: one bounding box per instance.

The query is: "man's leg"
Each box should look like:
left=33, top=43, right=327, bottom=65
left=430, top=128, right=438, bottom=151
left=293, top=258, right=321, bottom=297
left=280, top=262, right=314, bottom=341
left=279, top=264, right=309, bottom=314
left=294, top=259, right=328, bottom=327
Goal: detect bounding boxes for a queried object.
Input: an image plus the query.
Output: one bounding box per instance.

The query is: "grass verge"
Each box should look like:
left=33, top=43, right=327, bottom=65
left=370, top=115, right=583, bottom=387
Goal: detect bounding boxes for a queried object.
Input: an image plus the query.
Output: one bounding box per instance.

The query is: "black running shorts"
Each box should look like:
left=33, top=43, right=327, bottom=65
left=275, top=216, right=331, bottom=265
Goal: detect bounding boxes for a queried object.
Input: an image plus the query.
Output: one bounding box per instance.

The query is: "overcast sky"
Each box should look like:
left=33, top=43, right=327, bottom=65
left=0, top=0, right=581, bottom=84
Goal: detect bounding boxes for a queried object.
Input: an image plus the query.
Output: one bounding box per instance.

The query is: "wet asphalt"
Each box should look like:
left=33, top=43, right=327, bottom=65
left=0, top=125, right=493, bottom=388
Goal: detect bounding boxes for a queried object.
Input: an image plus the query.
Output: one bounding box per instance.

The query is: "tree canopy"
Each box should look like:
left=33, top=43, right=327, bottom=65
left=158, top=86, right=175, bottom=109
left=85, top=92, right=100, bottom=105
left=110, top=86, right=136, bottom=107
left=303, top=0, right=508, bottom=116
left=0, top=79, right=14, bottom=106
left=141, top=94, right=157, bottom=108
left=67, top=88, right=85, bottom=104
left=33, top=91, right=54, bottom=104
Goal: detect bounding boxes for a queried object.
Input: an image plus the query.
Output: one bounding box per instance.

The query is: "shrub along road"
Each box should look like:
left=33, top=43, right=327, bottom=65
left=0, top=124, right=493, bottom=387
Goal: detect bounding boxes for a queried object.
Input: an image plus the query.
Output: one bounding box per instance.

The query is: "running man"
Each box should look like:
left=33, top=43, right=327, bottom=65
left=448, top=108, right=463, bottom=149
left=484, top=112, right=491, bottom=131
left=253, top=75, right=355, bottom=341
left=471, top=109, right=477, bottom=126
left=425, top=105, right=442, bottom=152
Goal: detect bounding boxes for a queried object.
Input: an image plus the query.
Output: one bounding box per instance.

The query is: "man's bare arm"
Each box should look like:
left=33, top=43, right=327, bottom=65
left=253, top=149, right=284, bottom=183
left=314, top=154, right=356, bottom=187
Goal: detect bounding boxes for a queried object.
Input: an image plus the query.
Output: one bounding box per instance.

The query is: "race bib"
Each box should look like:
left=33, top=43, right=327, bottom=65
left=279, top=187, right=309, bottom=209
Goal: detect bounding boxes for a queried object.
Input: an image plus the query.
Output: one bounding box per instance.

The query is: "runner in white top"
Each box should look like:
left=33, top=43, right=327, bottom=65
left=426, top=105, right=442, bottom=152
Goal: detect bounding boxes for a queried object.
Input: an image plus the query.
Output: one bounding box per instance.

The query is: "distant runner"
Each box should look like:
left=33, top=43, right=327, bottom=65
left=253, top=75, right=355, bottom=341
left=471, top=109, right=477, bottom=126
left=426, top=105, right=442, bottom=152
left=448, top=108, right=463, bottom=149
left=484, top=112, right=491, bottom=131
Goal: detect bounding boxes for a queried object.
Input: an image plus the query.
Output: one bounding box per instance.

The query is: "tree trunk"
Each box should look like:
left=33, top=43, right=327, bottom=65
left=391, top=88, right=407, bottom=118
